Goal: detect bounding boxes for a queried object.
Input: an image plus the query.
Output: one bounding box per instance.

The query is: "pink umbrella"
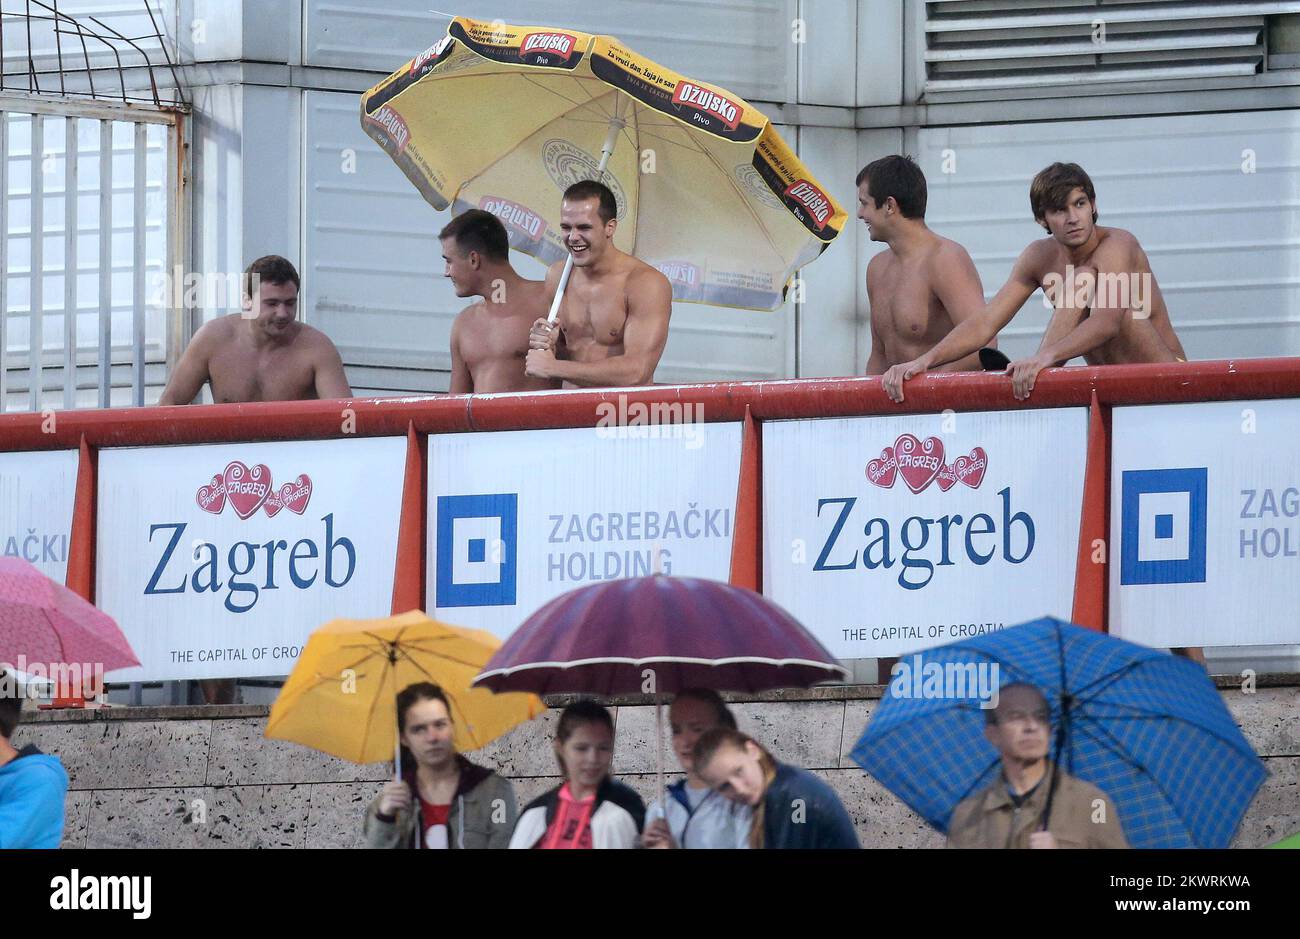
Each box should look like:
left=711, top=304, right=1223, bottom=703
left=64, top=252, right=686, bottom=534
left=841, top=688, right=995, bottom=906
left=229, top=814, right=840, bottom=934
left=0, top=558, right=140, bottom=687
left=473, top=575, right=846, bottom=808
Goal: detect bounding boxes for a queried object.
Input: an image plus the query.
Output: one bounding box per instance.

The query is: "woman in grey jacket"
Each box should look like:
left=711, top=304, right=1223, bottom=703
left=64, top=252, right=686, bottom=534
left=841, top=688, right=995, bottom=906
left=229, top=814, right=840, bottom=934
left=363, top=682, right=518, bottom=849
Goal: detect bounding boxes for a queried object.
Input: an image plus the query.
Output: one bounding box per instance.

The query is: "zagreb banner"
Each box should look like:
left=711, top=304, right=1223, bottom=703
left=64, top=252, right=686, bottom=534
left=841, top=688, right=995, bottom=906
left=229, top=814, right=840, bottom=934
left=97, top=438, right=405, bottom=681
left=428, top=420, right=741, bottom=638
left=1111, top=399, right=1300, bottom=647
left=0, top=449, right=78, bottom=584
left=763, top=409, right=1088, bottom=658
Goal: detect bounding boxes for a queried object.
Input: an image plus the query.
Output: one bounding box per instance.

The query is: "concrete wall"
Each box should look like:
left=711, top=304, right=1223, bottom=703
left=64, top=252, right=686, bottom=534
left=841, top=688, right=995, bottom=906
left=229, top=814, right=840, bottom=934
left=14, top=682, right=1298, bottom=849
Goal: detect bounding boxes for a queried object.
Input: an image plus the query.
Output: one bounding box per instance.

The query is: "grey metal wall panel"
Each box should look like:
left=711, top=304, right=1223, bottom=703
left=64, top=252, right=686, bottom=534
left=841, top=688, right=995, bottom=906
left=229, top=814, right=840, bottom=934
left=795, top=125, right=859, bottom=376
left=799, top=0, right=857, bottom=108
left=302, top=0, right=795, bottom=104
left=858, top=0, right=905, bottom=107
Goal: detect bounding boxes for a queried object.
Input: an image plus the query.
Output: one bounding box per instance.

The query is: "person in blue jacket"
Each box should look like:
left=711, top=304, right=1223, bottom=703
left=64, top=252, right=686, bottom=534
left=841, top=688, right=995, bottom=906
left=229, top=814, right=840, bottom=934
left=0, top=669, right=69, bottom=849
left=693, top=726, right=859, bottom=849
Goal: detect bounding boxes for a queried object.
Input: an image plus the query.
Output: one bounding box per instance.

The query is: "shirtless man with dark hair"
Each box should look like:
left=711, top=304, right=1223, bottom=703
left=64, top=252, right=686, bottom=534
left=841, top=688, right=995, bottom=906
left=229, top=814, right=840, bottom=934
left=859, top=155, right=990, bottom=378
left=442, top=210, right=558, bottom=393
left=525, top=180, right=672, bottom=388
left=159, top=255, right=352, bottom=406
left=158, top=255, right=351, bottom=703
left=882, top=162, right=1186, bottom=403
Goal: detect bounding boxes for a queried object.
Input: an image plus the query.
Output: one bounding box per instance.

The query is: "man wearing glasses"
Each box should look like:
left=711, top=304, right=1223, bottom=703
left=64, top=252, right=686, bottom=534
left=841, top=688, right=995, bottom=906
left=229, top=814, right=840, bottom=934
left=947, top=683, right=1128, bottom=848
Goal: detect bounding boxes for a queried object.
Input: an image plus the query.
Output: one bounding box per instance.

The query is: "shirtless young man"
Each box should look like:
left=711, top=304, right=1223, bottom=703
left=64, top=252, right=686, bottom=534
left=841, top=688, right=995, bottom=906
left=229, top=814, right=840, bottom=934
left=442, top=210, right=558, bottom=393
left=525, top=180, right=672, bottom=388
left=882, top=163, right=1200, bottom=663
left=158, top=255, right=352, bottom=406
left=158, top=255, right=350, bottom=703
left=882, top=162, right=1187, bottom=403
left=860, top=155, right=990, bottom=377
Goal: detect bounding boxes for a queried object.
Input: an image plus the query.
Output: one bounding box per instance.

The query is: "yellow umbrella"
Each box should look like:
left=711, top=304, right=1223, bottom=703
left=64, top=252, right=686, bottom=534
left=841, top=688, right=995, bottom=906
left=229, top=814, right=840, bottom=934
left=265, top=610, right=543, bottom=764
left=360, top=15, right=847, bottom=313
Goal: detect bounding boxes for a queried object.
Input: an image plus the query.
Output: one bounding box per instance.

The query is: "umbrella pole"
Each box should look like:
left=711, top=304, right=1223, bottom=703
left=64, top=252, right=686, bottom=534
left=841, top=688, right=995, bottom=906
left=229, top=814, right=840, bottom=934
left=545, top=101, right=628, bottom=325
left=656, top=690, right=667, bottom=825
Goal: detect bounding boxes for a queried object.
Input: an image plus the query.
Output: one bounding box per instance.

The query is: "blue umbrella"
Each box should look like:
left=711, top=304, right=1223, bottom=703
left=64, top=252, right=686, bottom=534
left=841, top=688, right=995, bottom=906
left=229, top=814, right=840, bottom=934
left=849, top=617, right=1267, bottom=849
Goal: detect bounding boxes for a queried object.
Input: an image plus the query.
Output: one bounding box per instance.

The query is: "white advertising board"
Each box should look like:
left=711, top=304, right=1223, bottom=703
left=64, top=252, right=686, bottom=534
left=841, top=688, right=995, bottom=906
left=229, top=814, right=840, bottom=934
left=0, top=449, right=79, bottom=584
left=97, top=438, right=405, bottom=681
left=763, top=409, right=1088, bottom=658
left=1111, top=399, right=1300, bottom=647
left=428, top=422, right=741, bottom=638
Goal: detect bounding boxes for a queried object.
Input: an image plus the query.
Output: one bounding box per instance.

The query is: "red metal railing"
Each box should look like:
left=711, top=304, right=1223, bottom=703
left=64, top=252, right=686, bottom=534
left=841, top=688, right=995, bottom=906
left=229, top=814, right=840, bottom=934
left=3, top=357, right=1298, bottom=698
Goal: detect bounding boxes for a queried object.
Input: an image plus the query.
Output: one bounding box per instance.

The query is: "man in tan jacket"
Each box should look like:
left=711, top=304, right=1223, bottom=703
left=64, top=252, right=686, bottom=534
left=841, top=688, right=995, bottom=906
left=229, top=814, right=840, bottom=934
left=947, top=683, right=1128, bottom=849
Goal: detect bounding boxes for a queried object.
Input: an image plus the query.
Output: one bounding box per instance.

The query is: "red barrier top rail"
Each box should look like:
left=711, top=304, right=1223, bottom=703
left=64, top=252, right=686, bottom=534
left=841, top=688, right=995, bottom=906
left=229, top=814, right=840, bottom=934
left=0, top=358, right=1298, bottom=451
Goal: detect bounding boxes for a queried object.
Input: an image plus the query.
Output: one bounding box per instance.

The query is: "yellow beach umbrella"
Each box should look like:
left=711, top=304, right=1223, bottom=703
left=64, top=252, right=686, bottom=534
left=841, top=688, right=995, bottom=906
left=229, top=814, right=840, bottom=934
left=265, top=610, right=542, bottom=764
left=360, top=15, right=847, bottom=313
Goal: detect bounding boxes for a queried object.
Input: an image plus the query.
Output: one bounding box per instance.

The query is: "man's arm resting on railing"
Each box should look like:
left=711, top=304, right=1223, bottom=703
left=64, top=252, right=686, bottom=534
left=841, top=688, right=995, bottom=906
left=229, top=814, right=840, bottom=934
left=882, top=255, right=1038, bottom=402
left=157, top=323, right=216, bottom=405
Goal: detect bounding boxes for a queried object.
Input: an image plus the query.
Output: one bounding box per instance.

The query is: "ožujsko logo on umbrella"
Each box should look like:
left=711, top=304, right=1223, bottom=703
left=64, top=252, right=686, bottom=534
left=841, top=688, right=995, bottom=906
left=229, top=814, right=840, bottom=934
left=479, top=196, right=546, bottom=243
left=784, top=180, right=833, bottom=230
left=671, top=80, right=742, bottom=131
left=656, top=261, right=700, bottom=287
left=365, top=105, right=411, bottom=154
left=196, top=461, right=314, bottom=520
left=866, top=435, right=988, bottom=494
left=520, top=31, right=579, bottom=64
left=410, top=35, right=455, bottom=78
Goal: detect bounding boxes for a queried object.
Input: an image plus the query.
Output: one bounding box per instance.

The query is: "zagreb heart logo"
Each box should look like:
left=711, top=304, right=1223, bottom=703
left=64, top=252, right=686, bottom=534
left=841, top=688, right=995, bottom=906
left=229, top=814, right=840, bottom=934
left=895, top=434, right=945, bottom=494
left=195, top=464, right=313, bottom=520
left=869, top=437, right=988, bottom=495
left=865, top=446, right=897, bottom=488
left=196, top=475, right=226, bottom=514
left=953, top=447, right=988, bottom=489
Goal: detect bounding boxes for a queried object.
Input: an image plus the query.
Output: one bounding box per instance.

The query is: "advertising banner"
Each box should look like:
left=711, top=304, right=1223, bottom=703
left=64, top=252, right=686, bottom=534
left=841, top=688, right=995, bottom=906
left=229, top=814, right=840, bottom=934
left=1111, top=399, right=1300, bottom=647
left=428, top=421, right=741, bottom=638
left=97, top=438, right=405, bottom=681
left=0, top=449, right=78, bottom=584
left=763, top=409, right=1088, bottom=658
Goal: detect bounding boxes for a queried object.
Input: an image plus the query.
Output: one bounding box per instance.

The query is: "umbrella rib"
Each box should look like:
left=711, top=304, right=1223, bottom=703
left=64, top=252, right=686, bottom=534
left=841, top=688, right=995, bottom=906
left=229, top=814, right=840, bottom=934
left=441, top=75, right=611, bottom=208
left=688, top=128, right=784, bottom=262
left=1070, top=716, right=1199, bottom=844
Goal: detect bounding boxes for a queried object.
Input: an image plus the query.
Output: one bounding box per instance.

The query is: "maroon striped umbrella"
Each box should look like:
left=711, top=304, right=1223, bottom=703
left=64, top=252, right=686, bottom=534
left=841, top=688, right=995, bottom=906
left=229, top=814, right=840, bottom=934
left=473, top=575, right=846, bottom=696
left=0, top=557, right=140, bottom=679
left=473, top=576, right=845, bottom=808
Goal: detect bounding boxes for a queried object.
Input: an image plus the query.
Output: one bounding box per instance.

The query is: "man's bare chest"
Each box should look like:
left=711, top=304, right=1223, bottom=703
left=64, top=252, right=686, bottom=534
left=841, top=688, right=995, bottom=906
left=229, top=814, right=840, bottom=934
left=561, top=278, right=629, bottom=344
left=208, top=343, right=316, bottom=402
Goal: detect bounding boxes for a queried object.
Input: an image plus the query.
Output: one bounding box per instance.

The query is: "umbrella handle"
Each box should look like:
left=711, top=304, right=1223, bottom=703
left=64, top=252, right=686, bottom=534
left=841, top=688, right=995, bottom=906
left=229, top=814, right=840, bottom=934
left=546, top=256, right=574, bottom=325
left=545, top=103, right=627, bottom=326
left=656, top=693, right=667, bottom=835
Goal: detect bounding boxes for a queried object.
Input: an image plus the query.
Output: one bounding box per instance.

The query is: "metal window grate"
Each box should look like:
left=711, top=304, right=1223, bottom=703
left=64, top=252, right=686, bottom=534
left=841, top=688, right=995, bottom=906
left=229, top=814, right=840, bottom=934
left=924, top=0, right=1300, bottom=93
left=1, top=107, right=173, bottom=412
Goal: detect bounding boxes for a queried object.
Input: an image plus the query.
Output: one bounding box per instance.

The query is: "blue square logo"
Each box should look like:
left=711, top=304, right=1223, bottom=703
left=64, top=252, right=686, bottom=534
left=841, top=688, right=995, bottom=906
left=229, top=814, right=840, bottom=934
left=1120, top=468, right=1207, bottom=586
left=436, top=494, right=518, bottom=607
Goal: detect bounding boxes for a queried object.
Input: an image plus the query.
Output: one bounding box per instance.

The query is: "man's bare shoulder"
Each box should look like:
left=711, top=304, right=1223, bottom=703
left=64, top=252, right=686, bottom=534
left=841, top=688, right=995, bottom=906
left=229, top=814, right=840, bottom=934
left=866, top=249, right=894, bottom=276
left=190, top=314, right=238, bottom=349
left=451, top=299, right=488, bottom=327
left=1093, top=226, right=1144, bottom=259
left=1017, top=237, right=1063, bottom=277
left=625, top=255, right=671, bottom=292
left=930, top=236, right=976, bottom=268
left=294, top=322, right=345, bottom=356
